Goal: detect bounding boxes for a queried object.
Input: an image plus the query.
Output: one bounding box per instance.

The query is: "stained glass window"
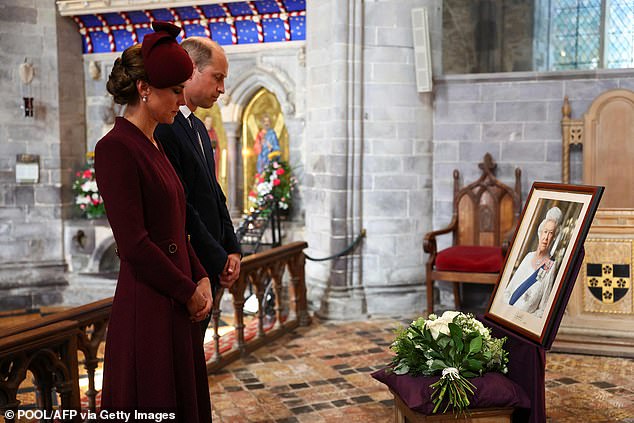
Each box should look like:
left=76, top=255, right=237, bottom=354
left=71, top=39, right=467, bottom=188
left=605, top=0, right=634, bottom=68
left=550, top=0, right=601, bottom=70
left=547, top=0, right=634, bottom=70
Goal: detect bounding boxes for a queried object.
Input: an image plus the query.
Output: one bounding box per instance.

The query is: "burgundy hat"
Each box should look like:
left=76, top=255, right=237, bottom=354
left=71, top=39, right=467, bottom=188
left=141, top=21, right=193, bottom=88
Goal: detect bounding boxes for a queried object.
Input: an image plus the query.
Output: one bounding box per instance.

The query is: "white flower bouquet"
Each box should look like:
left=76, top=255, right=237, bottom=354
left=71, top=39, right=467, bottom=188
left=390, top=311, right=509, bottom=415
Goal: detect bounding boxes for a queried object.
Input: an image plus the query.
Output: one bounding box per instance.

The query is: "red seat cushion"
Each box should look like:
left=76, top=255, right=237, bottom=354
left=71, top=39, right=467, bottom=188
left=435, top=245, right=503, bottom=273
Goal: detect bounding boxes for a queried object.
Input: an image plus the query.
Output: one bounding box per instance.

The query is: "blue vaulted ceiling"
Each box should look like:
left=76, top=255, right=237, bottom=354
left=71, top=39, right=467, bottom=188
left=73, top=1, right=306, bottom=54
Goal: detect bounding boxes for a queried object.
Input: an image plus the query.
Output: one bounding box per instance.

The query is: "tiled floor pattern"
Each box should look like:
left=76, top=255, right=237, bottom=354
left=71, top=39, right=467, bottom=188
left=209, top=318, right=634, bottom=423
left=6, top=313, right=634, bottom=422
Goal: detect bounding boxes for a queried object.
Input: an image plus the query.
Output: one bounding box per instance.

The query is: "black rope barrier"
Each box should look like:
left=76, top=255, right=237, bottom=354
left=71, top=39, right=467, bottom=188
left=304, top=229, right=367, bottom=262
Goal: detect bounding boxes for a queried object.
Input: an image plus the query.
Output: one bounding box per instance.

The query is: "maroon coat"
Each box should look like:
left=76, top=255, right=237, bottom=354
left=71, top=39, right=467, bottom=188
left=95, top=117, right=211, bottom=422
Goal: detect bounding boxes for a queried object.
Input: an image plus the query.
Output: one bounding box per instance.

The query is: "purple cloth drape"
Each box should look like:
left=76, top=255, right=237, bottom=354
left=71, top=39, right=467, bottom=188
left=482, top=248, right=585, bottom=423
left=371, top=369, right=530, bottom=415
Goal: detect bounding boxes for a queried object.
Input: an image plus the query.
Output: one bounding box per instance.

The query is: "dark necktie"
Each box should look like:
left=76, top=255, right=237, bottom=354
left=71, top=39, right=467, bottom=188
left=187, top=114, right=206, bottom=159
left=187, top=114, right=221, bottom=230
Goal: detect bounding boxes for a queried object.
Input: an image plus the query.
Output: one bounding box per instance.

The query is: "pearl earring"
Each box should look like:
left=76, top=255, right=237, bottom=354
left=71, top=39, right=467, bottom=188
left=142, top=95, right=148, bottom=103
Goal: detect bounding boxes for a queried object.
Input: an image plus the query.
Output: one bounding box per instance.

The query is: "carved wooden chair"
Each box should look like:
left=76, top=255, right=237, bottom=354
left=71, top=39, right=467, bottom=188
left=424, top=153, right=521, bottom=313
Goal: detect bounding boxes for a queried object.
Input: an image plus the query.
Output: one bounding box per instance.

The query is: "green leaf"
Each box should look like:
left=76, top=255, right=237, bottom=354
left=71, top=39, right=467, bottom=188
left=449, top=323, right=464, bottom=353
left=464, top=358, right=483, bottom=372
left=454, top=337, right=464, bottom=353
left=410, top=324, right=424, bottom=337
left=429, top=350, right=443, bottom=359
left=469, top=335, right=483, bottom=354
left=436, top=336, right=450, bottom=349
left=429, top=359, right=447, bottom=371
left=394, top=363, right=409, bottom=375
left=423, top=327, right=433, bottom=342
left=449, top=322, right=463, bottom=339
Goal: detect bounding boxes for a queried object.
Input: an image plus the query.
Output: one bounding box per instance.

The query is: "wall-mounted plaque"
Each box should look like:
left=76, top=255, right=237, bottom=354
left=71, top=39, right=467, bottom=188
left=15, top=154, right=39, bottom=184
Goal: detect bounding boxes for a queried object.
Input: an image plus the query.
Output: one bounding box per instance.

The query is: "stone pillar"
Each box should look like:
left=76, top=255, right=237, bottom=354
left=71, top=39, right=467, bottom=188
left=223, top=121, right=243, bottom=217
left=305, top=0, right=440, bottom=318
left=304, top=0, right=364, bottom=319
left=58, top=11, right=87, bottom=218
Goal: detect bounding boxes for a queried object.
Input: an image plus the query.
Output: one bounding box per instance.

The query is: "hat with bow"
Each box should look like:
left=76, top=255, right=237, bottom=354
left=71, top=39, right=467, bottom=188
left=141, top=21, right=193, bottom=88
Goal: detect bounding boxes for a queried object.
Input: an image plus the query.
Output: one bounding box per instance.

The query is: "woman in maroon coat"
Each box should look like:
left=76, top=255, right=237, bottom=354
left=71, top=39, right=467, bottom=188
left=95, top=22, right=212, bottom=422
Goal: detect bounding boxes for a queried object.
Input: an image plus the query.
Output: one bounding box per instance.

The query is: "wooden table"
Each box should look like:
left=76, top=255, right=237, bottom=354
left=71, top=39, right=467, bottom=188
left=391, top=390, right=513, bottom=423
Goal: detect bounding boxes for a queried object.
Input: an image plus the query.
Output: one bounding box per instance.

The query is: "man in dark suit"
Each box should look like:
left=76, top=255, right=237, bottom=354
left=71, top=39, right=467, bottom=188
left=155, top=37, right=241, bottom=338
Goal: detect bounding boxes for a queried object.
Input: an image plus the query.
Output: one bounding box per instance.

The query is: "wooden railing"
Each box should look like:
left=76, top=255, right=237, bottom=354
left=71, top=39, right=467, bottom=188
left=207, top=241, right=311, bottom=372
left=0, top=241, right=310, bottom=419
left=0, top=298, right=111, bottom=421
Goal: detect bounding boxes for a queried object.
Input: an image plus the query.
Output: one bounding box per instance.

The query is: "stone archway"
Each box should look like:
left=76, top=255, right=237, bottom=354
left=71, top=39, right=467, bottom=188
left=225, top=64, right=297, bottom=122
left=221, top=64, right=302, bottom=216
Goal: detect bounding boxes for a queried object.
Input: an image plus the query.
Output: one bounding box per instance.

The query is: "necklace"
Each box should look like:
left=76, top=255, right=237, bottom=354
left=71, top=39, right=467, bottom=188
left=533, top=254, right=549, bottom=269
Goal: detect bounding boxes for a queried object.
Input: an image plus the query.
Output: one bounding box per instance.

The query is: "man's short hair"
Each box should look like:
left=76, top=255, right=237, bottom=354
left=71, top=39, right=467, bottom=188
left=181, top=37, right=214, bottom=70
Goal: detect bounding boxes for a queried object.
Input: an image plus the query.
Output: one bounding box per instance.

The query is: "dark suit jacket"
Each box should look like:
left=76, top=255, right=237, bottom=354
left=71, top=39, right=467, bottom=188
left=155, top=112, right=241, bottom=288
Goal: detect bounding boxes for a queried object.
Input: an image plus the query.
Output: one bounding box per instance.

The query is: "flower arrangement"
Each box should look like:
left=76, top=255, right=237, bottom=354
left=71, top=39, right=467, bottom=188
left=247, top=158, right=297, bottom=217
left=390, top=311, right=508, bottom=415
left=72, top=152, right=105, bottom=219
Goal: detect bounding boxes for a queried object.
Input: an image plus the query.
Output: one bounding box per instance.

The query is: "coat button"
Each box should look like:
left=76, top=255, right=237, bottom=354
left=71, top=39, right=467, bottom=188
left=115, top=247, right=119, bottom=257
left=168, top=243, right=178, bottom=254
left=187, top=234, right=191, bottom=242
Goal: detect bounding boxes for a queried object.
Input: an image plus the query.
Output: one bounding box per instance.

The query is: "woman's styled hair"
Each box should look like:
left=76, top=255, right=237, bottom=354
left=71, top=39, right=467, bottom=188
left=106, top=44, right=147, bottom=105
left=538, top=206, right=563, bottom=235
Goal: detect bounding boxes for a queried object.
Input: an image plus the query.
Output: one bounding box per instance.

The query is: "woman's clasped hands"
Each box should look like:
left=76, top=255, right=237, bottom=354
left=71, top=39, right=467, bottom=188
left=186, top=277, right=213, bottom=322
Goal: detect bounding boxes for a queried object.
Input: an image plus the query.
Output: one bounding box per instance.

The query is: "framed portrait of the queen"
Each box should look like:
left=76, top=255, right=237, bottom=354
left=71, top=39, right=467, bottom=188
left=485, top=182, right=604, bottom=346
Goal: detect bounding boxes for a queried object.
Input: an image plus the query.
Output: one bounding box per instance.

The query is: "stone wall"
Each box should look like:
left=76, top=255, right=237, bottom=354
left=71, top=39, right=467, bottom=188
left=0, top=0, right=85, bottom=309
left=304, top=0, right=439, bottom=318
left=431, top=69, right=634, bottom=307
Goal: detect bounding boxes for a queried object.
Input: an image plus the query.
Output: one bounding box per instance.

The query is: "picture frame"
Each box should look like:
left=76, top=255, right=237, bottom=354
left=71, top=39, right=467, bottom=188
left=485, top=182, right=604, bottom=347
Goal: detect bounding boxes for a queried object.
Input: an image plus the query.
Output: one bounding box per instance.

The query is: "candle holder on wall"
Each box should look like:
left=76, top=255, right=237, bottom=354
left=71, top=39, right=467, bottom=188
left=19, top=59, right=34, bottom=118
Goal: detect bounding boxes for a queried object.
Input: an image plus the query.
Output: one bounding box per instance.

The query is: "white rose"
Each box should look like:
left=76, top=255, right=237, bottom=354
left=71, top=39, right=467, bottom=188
left=81, top=180, right=98, bottom=192
left=440, top=310, right=461, bottom=322
left=257, top=182, right=272, bottom=194
left=75, top=195, right=89, bottom=205
left=425, top=318, right=450, bottom=339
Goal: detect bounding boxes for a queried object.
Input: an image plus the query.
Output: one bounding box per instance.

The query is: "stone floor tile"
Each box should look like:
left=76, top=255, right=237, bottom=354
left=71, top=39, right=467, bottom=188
left=209, top=318, right=634, bottom=422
